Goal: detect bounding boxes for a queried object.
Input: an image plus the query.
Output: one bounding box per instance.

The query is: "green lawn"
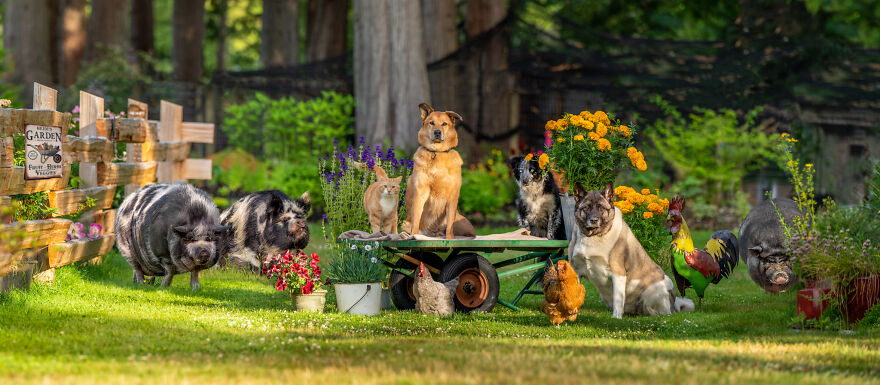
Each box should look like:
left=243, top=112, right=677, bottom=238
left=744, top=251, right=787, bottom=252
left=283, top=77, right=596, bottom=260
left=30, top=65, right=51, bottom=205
left=1, top=228, right=878, bottom=384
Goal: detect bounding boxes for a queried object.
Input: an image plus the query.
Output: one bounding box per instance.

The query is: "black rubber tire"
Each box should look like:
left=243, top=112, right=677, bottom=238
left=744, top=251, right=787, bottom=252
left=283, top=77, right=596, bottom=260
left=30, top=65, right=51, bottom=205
left=438, top=253, right=499, bottom=313
left=389, top=252, right=443, bottom=310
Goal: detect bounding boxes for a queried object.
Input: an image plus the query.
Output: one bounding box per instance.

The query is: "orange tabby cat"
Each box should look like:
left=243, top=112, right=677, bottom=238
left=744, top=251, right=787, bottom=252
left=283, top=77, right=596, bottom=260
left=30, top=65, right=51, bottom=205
left=363, top=164, right=402, bottom=234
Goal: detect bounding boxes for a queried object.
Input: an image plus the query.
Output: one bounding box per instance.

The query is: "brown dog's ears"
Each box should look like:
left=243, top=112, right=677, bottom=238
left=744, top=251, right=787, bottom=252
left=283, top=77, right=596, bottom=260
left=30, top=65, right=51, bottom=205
left=419, top=103, right=434, bottom=121
left=602, top=182, right=615, bottom=202
left=445, top=111, right=462, bottom=123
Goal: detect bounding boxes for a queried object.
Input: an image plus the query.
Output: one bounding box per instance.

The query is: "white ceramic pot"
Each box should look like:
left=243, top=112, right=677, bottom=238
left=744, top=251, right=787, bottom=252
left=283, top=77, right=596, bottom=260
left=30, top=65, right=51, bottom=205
left=334, top=282, right=383, bottom=316
left=559, top=193, right=576, bottom=240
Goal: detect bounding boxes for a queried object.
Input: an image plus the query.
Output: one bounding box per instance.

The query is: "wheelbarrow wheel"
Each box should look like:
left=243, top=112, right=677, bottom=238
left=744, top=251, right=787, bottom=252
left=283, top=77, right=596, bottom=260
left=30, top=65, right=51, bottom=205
left=389, top=252, right=443, bottom=310
left=439, top=253, right=499, bottom=313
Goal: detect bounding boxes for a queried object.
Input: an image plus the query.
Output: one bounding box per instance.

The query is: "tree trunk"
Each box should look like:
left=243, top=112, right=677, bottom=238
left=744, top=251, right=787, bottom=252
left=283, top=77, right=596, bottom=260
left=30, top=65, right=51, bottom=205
left=305, top=0, right=348, bottom=62
left=354, top=0, right=430, bottom=149
left=84, top=0, right=127, bottom=63
left=130, top=0, right=154, bottom=73
left=421, top=0, right=459, bottom=118
left=58, top=0, right=87, bottom=87
left=261, top=0, right=298, bottom=68
left=464, top=0, right=511, bottom=148
left=4, top=0, right=55, bottom=102
left=172, top=0, right=205, bottom=82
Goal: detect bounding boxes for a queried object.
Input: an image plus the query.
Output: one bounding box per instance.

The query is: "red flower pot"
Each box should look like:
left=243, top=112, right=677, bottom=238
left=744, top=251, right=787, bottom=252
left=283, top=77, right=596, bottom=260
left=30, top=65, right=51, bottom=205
left=845, top=275, right=880, bottom=324
left=797, top=288, right=831, bottom=320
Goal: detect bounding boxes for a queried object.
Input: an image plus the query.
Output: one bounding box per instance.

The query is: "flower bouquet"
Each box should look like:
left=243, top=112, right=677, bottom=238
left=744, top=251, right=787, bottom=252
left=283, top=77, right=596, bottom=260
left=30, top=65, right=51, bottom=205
left=262, top=250, right=327, bottom=312
left=613, top=186, right=671, bottom=270
left=544, top=110, right=647, bottom=192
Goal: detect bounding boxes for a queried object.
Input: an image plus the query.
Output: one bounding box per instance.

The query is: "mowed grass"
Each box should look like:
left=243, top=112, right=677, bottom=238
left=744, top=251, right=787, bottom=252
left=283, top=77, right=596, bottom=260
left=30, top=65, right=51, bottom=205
left=1, top=227, right=879, bottom=384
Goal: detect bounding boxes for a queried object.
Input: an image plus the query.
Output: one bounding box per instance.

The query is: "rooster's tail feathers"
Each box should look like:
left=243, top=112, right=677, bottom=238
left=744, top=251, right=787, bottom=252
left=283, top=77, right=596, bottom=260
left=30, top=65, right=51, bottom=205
left=708, top=230, right=739, bottom=283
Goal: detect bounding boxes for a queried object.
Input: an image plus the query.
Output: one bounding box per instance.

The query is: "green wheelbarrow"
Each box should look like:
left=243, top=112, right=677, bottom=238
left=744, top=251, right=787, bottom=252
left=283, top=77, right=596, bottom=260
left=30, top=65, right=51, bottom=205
left=340, top=238, right=569, bottom=313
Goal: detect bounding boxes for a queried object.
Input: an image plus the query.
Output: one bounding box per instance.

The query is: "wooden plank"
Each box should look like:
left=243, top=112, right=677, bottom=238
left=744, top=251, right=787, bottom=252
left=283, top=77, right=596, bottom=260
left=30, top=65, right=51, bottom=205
left=0, top=109, right=72, bottom=136
left=157, top=101, right=183, bottom=183
left=48, top=185, right=116, bottom=216
left=32, top=83, right=57, bottom=110
left=0, top=219, right=71, bottom=254
left=179, top=158, right=212, bottom=180
left=79, top=91, right=103, bottom=188
left=0, top=136, right=13, bottom=168
left=181, top=122, right=214, bottom=143
left=75, top=208, right=117, bottom=233
left=0, top=164, right=71, bottom=195
left=0, top=248, right=41, bottom=277
left=48, top=234, right=116, bottom=268
left=0, top=196, right=10, bottom=207
left=97, top=161, right=156, bottom=186
left=153, top=141, right=190, bottom=162
left=127, top=99, right=148, bottom=119
left=113, top=118, right=156, bottom=143
left=64, top=135, right=114, bottom=163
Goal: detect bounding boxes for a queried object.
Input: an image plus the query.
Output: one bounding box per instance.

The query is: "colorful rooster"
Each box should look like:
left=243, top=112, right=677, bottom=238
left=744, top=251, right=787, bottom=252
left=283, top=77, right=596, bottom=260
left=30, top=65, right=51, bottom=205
left=665, top=197, right=739, bottom=311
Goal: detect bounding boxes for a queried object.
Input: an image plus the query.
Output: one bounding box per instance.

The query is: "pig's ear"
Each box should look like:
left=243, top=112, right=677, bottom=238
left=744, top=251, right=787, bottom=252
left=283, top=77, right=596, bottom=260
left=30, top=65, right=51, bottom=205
left=297, top=192, right=311, bottom=211
left=267, top=192, right=285, bottom=217
left=212, top=225, right=231, bottom=236
left=748, top=245, right=763, bottom=258
left=173, top=226, right=190, bottom=237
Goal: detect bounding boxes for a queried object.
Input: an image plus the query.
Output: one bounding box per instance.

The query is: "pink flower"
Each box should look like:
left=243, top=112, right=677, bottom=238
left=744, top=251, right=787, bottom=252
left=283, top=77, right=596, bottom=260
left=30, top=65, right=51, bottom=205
left=545, top=130, right=552, bottom=147
left=72, top=105, right=80, bottom=114
left=67, top=222, right=85, bottom=241
left=88, top=223, right=102, bottom=239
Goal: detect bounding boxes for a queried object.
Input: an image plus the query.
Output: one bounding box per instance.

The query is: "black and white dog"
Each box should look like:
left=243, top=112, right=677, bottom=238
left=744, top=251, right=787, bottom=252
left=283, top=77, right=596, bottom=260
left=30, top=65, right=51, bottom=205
left=219, top=190, right=311, bottom=272
left=508, top=156, right=565, bottom=240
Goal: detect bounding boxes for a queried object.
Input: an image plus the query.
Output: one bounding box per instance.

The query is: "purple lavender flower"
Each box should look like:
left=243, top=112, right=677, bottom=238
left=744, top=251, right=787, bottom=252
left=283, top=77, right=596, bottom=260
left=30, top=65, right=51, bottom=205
left=358, top=136, right=366, bottom=145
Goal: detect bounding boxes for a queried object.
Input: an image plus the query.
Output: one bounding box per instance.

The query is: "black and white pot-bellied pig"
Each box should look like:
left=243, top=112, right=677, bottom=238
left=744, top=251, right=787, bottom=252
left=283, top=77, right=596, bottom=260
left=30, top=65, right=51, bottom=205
left=115, top=183, right=230, bottom=290
left=219, top=190, right=311, bottom=272
left=738, top=198, right=802, bottom=293
left=508, top=155, right=565, bottom=240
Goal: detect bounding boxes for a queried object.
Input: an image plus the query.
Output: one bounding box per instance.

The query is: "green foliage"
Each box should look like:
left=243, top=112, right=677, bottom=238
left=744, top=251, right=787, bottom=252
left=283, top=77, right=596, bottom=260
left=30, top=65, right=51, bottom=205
left=221, top=92, right=355, bottom=162
left=647, top=96, right=779, bottom=220
left=11, top=192, right=56, bottom=222
left=459, top=149, right=517, bottom=219
left=210, top=149, right=270, bottom=195
left=326, top=242, right=387, bottom=284
left=773, top=133, right=817, bottom=241
left=73, top=48, right=150, bottom=112
left=866, top=160, right=880, bottom=214
left=267, top=159, right=324, bottom=211
left=859, top=302, right=880, bottom=328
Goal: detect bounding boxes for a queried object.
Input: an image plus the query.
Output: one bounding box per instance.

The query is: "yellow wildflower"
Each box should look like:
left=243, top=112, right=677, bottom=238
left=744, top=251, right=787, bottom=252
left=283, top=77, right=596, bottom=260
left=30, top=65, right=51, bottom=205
left=787, top=160, right=797, bottom=169
left=597, top=138, right=611, bottom=151
left=643, top=212, right=653, bottom=219
left=487, top=159, right=494, bottom=165
left=806, top=163, right=813, bottom=169
left=557, top=138, right=566, bottom=143
left=524, top=153, right=534, bottom=162
left=641, top=188, right=650, bottom=195
left=538, top=153, right=549, bottom=170
left=588, top=132, right=600, bottom=141
left=573, top=134, right=584, bottom=141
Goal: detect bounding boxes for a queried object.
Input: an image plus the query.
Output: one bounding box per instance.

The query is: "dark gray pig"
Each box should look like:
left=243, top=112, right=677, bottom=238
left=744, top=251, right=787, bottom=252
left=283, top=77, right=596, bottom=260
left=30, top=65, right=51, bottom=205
left=738, top=198, right=802, bottom=293
left=115, top=183, right=229, bottom=290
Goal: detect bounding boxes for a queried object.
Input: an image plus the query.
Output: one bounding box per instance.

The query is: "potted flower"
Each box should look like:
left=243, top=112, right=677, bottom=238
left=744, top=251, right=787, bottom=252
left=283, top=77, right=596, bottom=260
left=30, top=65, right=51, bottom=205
left=327, top=242, right=386, bottom=316
left=262, top=250, right=327, bottom=312
left=612, top=186, right=671, bottom=270
left=542, top=110, right=648, bottom=238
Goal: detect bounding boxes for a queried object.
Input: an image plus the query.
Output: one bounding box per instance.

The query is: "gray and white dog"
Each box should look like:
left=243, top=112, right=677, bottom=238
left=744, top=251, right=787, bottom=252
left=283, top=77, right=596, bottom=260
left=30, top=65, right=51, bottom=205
left=115, top=183, right=230, bottom=290
left=508, top=155, right=565, bottom=240
left=219, top=190, right=311, bottom=272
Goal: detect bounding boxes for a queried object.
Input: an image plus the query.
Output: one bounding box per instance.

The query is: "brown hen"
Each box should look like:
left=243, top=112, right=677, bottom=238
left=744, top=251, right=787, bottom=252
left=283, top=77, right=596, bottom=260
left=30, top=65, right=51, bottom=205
left=541, top=259, right=586, bottom=325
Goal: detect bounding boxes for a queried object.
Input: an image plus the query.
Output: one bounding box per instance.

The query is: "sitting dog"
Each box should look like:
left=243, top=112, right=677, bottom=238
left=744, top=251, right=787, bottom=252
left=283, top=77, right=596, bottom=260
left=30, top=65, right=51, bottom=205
left=568, top=183, right=694, bottom=318
left=508, top=155, right=565, bottom=239
left=219, top=190, right=311, bottom=271
left=403, top=103, right=475, bottom=239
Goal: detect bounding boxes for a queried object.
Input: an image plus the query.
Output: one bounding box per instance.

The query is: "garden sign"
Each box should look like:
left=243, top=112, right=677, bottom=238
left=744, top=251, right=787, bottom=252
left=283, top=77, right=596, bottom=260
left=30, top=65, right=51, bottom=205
left=24, top=124, right=64, bottom=179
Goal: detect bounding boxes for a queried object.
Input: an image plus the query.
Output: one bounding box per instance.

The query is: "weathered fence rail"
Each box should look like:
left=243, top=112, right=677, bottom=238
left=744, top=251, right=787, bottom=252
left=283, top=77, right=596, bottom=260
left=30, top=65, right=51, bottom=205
left=0, top=83, right=215, bottom=288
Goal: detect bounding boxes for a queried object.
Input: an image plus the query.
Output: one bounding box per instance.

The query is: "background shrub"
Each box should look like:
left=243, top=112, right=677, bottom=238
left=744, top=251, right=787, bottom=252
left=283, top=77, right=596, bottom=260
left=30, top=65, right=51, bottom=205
left=459, top=149, right=517, bottom=223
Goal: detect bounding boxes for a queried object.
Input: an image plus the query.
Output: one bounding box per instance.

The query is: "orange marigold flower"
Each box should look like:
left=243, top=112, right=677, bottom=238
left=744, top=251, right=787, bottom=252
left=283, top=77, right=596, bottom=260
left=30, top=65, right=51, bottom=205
left=538, top=153, right=549, bottom=170
left=636, top=159, right=647, bottom=171
left=597, top=138, right=611, bottom=151
left=570, top=116, right=583, bottom=127
left=618, top=125, right=631, bottom=137
left=660, top=199, right=670, bottom=210
left=557, top=137, right=566, bottom=143
left=594, top=111, right=610, bottom=125
left=524, top=153, right=534, bottom=162
left=573, top=134, right=584, bottom=141
left=595, top=123, right=608, bottom=137
left=545, top=120, right=556, bottom=131
left=556, top=119, right=567, bottom=129
left=614, top=200, right=634, bottom=214
left=643, top=211, right=653, bottom=219
left=641, top=188, right=650, bottom=195
left=588, top=132, right=600, bottom=141
left=627, top=147, right=638, bottom=155
left=647, top=202, right=661, bottom=213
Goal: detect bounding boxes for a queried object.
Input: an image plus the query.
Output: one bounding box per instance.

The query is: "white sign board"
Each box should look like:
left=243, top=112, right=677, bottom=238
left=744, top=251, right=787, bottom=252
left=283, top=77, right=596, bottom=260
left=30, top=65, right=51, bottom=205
left=24, top=124, right=64, bottom=180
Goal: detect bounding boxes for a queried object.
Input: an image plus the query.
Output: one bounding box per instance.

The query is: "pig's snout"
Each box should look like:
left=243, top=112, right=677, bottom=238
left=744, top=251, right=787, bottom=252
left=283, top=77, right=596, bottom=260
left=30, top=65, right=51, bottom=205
left=197, top=248, right=210, bottom=263
left=290, top=219, right=307, bottom=232
left=772, top=272, right=789, bottom=285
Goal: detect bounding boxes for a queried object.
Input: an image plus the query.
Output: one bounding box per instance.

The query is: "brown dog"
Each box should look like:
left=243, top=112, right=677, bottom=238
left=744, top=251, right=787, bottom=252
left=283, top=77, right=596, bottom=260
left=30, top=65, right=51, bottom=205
left=403, top=103, right=476, bottom=239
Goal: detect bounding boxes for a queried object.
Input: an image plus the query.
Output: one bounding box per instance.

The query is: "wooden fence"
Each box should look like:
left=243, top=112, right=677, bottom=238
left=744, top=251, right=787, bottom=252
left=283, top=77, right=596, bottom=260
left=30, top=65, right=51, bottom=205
left=0, top=83, right=214, bottom=287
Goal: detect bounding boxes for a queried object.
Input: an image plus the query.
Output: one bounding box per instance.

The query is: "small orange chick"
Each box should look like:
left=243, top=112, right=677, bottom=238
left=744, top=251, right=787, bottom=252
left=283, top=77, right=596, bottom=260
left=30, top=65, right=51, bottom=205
left=541, top=259, right=586, bottom=325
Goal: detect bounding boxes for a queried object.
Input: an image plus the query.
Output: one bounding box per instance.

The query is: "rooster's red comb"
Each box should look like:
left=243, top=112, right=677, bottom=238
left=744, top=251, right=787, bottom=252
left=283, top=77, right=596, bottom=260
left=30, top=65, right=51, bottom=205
left=669, top=196, right=685, bottom=211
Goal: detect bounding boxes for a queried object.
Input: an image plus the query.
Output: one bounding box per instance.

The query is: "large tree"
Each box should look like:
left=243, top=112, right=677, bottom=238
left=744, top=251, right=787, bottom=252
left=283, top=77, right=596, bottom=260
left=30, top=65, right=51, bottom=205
left=261, top=0, right=298, bottom=67
left=59, top=0, right=87, bottom=87
left=130, top=0, right=154, bottom=73
left=4, top=0, right=56, bottom=102
left=305, top=0, right=347, bottom=62
left=172, top=0, right=205, bottom=82
left=465, top=0, right=510, bottom=140
left=354, top=0, right=431, bottom=148
left=421, top=0, right=459, bottom=118
left=84, top=0, right=127, bottom=63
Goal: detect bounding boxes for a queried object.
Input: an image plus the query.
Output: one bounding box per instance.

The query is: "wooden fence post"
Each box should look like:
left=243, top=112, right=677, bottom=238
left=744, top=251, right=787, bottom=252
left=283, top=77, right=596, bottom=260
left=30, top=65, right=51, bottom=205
left=78, top=91, right=104, bottom=188
left=124, top=99, right=154, bottom=195
left=32, top=83, right=59, bottom=283
left=157, top=100, right=183, bottom=183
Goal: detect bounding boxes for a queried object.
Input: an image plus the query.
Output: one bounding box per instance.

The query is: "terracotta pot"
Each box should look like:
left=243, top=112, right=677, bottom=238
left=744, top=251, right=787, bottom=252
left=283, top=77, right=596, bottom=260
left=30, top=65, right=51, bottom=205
left=796, top=288, right=831, bottom=320
left=290, top=289, right=327, bottom=312
left=845, top=275, right=880, bottom=324
left=804, top=278, right=832, bottom=289
left=551, top=170, right=568, bottom=194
